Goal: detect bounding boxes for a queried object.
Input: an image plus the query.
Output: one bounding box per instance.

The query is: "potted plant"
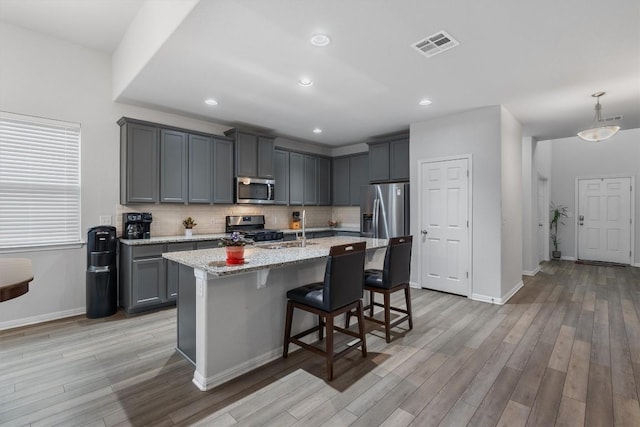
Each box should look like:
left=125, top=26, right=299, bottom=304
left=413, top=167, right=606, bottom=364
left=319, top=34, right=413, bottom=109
left=550, top=203, right=568, bottom=259
left=182, top=217, right=197, bottom=237
left=219, top=231, right=252, bottom=265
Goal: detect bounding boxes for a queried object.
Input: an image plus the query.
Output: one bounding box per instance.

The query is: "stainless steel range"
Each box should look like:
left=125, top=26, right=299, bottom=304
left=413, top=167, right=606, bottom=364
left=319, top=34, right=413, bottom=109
left=225, top=215, right=284, bottom=242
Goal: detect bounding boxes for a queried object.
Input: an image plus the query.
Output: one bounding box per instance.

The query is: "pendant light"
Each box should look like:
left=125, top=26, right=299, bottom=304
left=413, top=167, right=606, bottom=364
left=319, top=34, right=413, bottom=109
left=577, top=92, right=620, bottom=142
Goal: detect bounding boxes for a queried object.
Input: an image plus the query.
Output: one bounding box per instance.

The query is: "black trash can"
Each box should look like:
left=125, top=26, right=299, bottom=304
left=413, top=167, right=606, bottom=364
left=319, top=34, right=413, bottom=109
left=86, top=226, right=117, bottom=318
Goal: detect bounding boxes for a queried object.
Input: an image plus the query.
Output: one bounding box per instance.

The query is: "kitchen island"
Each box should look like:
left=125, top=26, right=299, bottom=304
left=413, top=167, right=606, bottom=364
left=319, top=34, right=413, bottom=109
left=163, top=236, right=387, bottom=391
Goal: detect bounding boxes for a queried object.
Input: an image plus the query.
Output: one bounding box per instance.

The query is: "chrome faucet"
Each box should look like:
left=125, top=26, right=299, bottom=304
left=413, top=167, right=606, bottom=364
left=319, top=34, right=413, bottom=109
left=301, top=209, right=306, bottom=247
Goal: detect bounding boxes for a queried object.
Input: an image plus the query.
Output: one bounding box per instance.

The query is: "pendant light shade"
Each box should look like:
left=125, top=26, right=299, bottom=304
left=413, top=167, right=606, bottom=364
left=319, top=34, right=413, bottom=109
left=577, top=92, right=620, bottom=142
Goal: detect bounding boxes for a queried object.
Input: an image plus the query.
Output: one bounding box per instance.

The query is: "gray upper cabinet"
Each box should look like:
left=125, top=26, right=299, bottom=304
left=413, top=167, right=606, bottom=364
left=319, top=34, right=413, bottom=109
left=367, top=135, right=409, bottom=183
left=317, top=157, right=331, bottom=206
left=188, top=134, right=213, bottom=204
left=120, top=119, right=159, bottom=204
left=231, top=130, right=275, bottom=178
left=289, top=152, right=304, bottom=205
left=368, top=143, right=390, bottom=183
left=332, top=157, right=350, bottom=206
left=258, top=136, right=275, bottom=178
left=389, top=138, right=410, bottom=181
left=274, top=149, right=289, bottom=204
left=350, top=153, right=369, bottom=206
left=235, top=132, right=258, bottom=177
left=303, top=155, right=317, bottom=205
left=213, top=138, right=234, bottom=204
left=119, top=117, right=233, bottom=205
left=160, top=129, right=188, bottom=203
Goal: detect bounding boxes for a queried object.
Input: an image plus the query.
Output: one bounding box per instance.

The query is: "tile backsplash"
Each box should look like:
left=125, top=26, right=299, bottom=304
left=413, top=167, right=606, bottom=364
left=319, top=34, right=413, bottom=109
left=116, top=204, right=359, bottom=237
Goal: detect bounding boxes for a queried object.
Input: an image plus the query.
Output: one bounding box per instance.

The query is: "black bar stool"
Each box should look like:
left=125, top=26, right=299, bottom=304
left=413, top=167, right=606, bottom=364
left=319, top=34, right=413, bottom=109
left=360, top=235, right=413, bottom=343
left=283, top=242, right=367, bottom=380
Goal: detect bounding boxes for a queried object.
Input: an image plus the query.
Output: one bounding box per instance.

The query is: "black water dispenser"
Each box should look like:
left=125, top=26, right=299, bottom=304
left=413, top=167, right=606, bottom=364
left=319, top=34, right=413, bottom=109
left=86, top=226, right=117, bottom=318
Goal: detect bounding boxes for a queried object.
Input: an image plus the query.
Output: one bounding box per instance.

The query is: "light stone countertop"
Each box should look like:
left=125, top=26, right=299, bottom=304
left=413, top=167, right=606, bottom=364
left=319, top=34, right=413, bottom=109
left=119, top=226, right=361, bottom=245
left=162, top=236, right=387, bottom=277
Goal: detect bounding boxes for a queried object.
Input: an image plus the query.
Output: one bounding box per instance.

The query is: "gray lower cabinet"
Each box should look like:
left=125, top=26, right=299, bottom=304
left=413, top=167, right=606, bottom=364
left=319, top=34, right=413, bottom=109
left=274, top=149, right=289, bottom=204
left=120, top=119, right=159, bottom=204
left=121, top=240, right=223, bottom=315
left=160, top=129, right=189, bottom=203
left=335, top=231, right=361, bottom=237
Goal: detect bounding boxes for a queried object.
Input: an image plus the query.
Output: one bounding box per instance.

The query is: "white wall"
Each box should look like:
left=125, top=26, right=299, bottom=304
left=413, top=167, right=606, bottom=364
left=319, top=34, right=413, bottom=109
left=410, top=106, right=504, bottom=301
left=547, top=128, right=640, bottom=264
left=500, top=107, right=523, bottom=296
left=0, top=22, right=230, bottom=329
left=522, top=136, right=536, bottom=273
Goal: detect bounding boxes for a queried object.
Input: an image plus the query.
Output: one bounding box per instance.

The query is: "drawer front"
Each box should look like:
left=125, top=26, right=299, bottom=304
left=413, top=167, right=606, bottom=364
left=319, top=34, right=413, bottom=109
left=166, top=242, right=196, bottom=252
left=196, top=240, right=220, bottom=249
left=132, top=244, right=164, bottom=258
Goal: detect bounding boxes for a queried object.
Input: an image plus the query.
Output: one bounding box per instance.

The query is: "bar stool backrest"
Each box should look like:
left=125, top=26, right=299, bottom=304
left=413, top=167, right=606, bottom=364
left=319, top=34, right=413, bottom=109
left=322, top=242, right=366, bottom=311
left=382, top=236, right=413, bottom=288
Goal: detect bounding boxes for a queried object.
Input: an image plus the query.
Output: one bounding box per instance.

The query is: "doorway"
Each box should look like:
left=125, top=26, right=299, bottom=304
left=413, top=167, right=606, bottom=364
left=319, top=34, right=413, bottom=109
left=576, top=177, right=633, bottom=264
left=417, top=156, right=471, bottom=296
left=537, top=177, right=549, bottom=264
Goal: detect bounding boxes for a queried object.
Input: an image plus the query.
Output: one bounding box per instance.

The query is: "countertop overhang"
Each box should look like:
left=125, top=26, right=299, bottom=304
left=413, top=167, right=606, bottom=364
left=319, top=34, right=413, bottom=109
left=163, top=236, right=387, bottom=277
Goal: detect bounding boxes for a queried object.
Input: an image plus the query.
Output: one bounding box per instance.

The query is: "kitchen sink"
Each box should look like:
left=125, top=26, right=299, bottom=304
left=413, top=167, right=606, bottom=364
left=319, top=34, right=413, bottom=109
left=256, top=241, right=317, bottom=249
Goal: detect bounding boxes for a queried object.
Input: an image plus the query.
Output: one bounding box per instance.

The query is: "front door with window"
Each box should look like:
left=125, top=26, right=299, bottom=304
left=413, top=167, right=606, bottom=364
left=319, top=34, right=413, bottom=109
left=577, top=177, right=632, bottom=264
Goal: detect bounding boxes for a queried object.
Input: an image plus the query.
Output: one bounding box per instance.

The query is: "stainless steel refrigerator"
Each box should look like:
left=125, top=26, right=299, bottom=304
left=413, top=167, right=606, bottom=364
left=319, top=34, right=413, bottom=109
left=360, top=183, right=409, bottom=238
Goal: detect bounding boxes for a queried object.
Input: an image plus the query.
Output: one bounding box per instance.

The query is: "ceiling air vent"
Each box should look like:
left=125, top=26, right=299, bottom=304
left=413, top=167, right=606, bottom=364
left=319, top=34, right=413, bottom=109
left=411, top=30, right=459, bottom=58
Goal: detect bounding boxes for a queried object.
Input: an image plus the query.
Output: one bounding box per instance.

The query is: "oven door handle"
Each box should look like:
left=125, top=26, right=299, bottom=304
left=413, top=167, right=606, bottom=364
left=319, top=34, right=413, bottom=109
left=268, top=183, right=273, bottom=201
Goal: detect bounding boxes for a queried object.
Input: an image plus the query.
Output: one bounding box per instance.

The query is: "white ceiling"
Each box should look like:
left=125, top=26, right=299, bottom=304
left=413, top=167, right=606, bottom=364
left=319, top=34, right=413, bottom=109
left=1, top=0, right=639, bottom=146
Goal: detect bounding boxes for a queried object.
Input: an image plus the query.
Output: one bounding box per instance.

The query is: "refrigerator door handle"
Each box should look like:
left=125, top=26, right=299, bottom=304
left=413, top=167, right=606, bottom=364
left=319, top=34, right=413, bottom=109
left=372, top=198, right=379, bottom=238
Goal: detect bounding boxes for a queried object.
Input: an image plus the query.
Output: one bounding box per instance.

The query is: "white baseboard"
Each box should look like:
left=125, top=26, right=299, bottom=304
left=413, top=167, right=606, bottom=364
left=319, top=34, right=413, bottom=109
left=522, top=266, right=541, bottom=276
left=470, top=280, right=524, bottom=305
left=193, top=347, right=285, bottom=391
left=633, top=263, right=640, bottom=268
left=561, top=255, right=577, bottom=261
left=410, top=281, right=419, bottom=289
left=0, top=307, right=85, bottom=331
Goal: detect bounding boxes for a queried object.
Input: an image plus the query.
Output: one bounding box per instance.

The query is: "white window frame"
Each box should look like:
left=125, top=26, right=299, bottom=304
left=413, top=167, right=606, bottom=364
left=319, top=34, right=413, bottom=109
left=0, top=111, right=82, bottom=252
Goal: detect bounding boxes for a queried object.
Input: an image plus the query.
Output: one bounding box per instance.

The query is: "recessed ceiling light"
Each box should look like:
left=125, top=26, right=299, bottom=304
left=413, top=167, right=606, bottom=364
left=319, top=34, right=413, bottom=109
left=418, top=98, right=433, bottom=106
left=298, top=78, right=313, bottom=87
left=310, top=34, right=331, bottom=47
left=313, top=128, right=323, bottom=134
left=204, top=98, right=218, bottom=106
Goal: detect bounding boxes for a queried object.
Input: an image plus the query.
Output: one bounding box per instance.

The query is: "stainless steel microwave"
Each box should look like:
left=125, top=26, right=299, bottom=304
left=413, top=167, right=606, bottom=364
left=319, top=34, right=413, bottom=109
left=236, top=177, right=275, bottom=204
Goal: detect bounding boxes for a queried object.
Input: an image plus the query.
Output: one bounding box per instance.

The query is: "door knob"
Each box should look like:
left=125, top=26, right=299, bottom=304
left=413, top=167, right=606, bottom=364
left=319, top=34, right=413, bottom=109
left=421, top=230, right=428, bottom=235
left=538, top=223, right=543, bottom=227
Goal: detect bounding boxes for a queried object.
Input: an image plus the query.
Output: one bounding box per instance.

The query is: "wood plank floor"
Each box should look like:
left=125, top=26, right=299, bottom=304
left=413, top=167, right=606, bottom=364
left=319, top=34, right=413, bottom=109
left=1, top=261, right=640, bottom=426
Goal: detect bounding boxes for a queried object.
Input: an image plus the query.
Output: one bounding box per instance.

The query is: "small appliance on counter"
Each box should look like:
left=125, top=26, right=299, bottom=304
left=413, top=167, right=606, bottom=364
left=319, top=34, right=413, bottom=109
left=123, top=212, right=153, bottom=239
left=225, top=215, right=284, bottom=242
left=291, top=211, right=301, bottom=229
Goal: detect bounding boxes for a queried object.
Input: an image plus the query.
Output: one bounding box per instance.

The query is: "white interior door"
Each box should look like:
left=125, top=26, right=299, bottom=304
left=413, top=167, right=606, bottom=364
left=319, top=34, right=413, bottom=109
left=419, top=158, right=469, bottom=296
left=537, top=178, right=548, bottom=263
left=578, top=177, right=632, bottom=264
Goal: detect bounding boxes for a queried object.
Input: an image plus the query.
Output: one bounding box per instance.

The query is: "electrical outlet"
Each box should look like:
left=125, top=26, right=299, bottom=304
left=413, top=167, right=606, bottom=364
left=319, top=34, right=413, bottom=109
left=99, top=215, right=112, bottom=225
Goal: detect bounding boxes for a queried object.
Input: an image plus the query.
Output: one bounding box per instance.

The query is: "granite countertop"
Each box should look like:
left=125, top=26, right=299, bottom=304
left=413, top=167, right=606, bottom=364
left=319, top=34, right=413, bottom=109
left=163, top=236, right=387, bottom=277
left=120, top=226, right=361, bottom=245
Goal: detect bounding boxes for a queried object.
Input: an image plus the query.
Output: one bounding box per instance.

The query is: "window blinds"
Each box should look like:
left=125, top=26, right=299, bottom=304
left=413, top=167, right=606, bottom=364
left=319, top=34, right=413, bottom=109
left=0, top=112, right=81, bottom=249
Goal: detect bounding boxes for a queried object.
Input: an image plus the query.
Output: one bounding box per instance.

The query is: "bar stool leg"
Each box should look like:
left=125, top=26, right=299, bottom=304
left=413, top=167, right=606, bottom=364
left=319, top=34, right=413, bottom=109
left=325, top=314, right=335, bottom=380
left=318, top=315, right=324, bottom=340
left=356, top=300, right=367, bottom=357
left=369, top=290, right=375, bottom=317
left=384, top=291, right=391, bottom=343
left=283, top=301, right=293, bottom=358
left=404, top=285, right=413, bottom=330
